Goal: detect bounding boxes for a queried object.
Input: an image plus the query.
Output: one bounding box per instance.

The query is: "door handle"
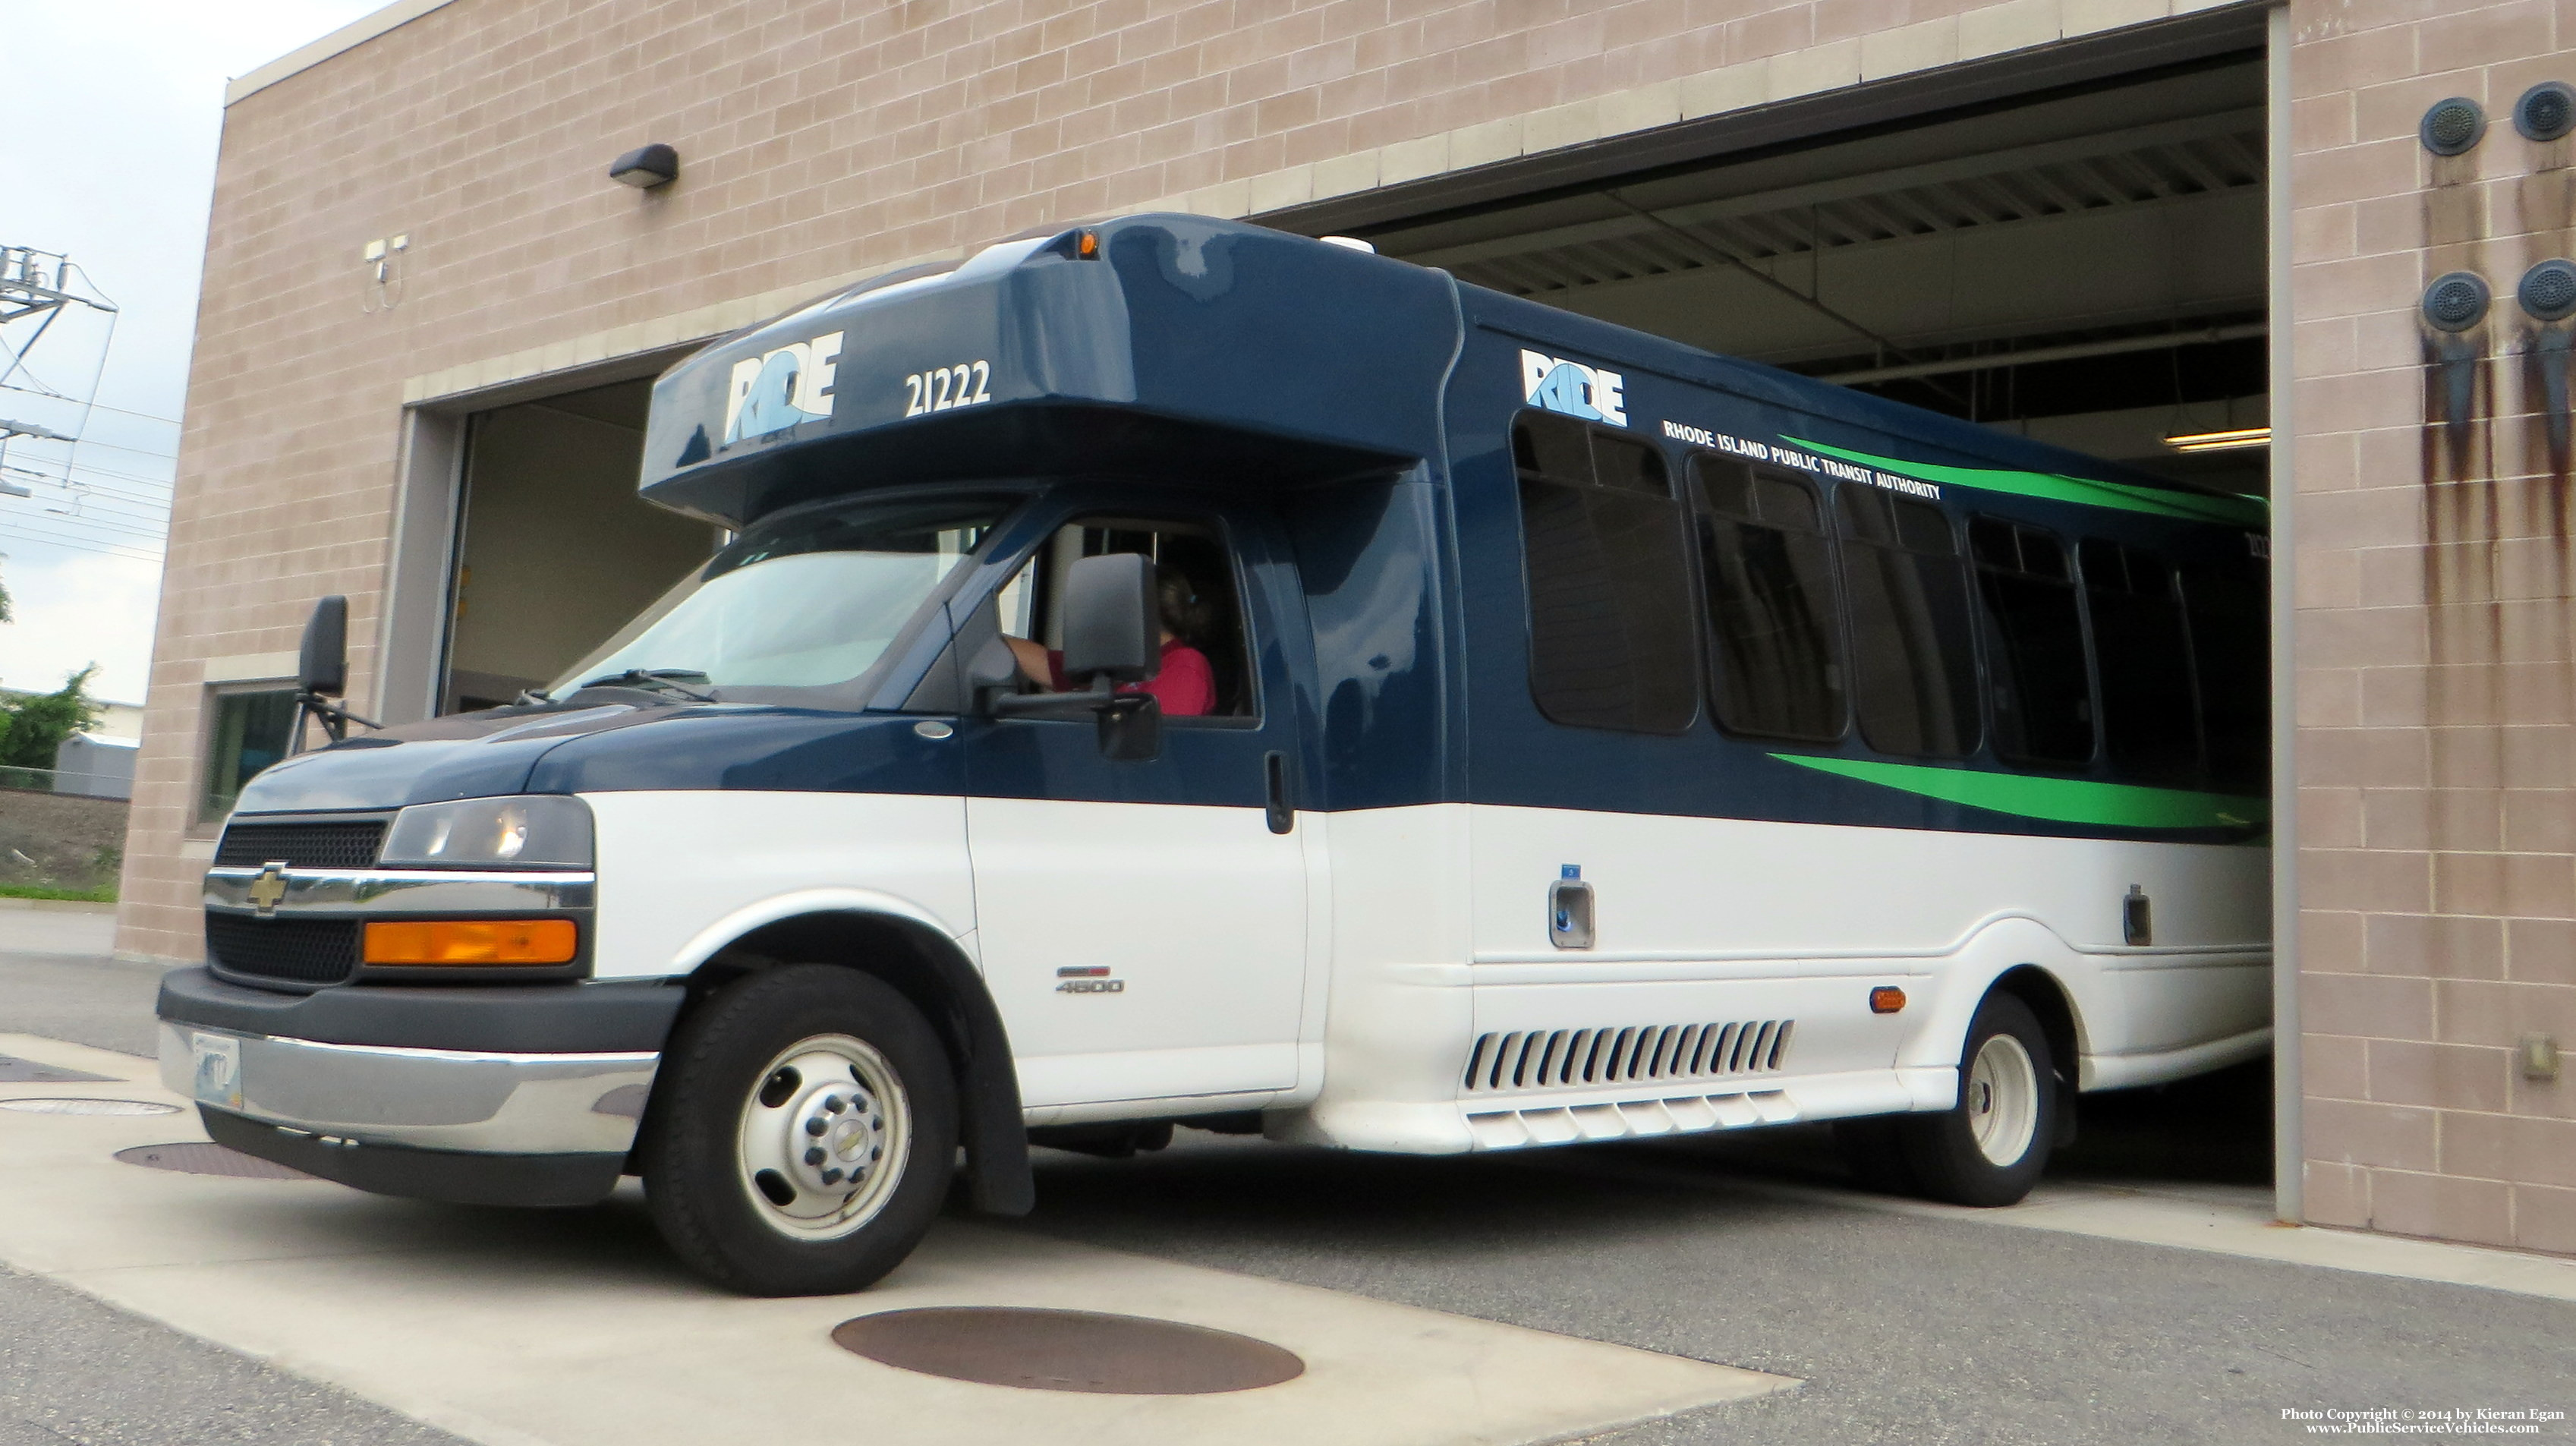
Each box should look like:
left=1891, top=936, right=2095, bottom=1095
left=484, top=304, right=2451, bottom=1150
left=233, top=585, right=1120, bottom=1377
left=1264, top=751, right=1293, bottom=834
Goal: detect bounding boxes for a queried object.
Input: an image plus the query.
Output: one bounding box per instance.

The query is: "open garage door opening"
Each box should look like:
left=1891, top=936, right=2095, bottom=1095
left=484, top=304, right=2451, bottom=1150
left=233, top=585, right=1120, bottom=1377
left=439, top=379, right=722, bottom=712
left=1360, top=54, right=2269, bottom=502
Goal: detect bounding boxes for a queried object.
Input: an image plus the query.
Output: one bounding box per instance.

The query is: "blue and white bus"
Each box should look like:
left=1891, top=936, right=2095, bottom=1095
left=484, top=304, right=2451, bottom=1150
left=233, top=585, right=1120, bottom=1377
left=159, top=215, right=2271, bottom=1296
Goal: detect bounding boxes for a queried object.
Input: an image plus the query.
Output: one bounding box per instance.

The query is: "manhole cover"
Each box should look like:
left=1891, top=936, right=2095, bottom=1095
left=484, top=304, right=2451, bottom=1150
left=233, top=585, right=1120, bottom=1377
left=0, top=1055, right=115, bottom=1085
left=1, top=1098, right=180, bottom=1117
left=114, top=1142, right=314, bottom=1180
left=831, top=1307, right=1304, bottom=1394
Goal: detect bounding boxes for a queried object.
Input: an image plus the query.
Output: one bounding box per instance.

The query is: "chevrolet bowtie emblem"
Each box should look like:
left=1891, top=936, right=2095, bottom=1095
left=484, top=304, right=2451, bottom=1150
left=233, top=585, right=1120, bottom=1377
left=246, top=862, right=290, bottom=916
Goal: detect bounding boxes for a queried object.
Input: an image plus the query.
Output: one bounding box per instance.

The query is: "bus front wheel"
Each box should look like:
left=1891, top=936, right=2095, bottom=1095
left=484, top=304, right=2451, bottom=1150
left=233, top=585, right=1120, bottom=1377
left=1896, top=991, right=2057, bottom=1208
left=641, top=965, right=958, bottom=1296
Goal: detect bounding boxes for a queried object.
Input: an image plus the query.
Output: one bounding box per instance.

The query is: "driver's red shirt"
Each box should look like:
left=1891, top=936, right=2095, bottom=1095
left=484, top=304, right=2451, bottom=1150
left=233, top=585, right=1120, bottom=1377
left=1046, top=639, right=1217, bottom=717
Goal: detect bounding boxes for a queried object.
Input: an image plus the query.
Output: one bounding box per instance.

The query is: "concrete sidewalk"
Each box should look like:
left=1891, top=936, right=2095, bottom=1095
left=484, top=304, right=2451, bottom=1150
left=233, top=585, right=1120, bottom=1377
left=0, top=902, right=118, bottom=963
left=0, top=1032, right=1789, bottom=1446
left=2, top=945, right=2569, bottom=1445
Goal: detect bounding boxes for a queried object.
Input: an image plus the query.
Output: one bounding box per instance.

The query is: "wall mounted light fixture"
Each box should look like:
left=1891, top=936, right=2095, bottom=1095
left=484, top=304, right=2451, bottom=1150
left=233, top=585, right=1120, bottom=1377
left=610, top=143, right=680, bottom=189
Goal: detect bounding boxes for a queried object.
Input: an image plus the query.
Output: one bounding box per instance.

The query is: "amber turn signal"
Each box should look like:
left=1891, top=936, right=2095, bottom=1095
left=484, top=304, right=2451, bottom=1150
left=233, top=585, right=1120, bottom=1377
left=1869, top=986, right=1907, bottom=1014
left=364, top=918, right=578, bottom=966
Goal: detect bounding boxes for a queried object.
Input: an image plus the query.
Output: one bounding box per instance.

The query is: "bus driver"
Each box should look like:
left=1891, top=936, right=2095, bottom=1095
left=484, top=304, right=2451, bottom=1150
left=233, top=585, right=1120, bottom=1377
left=1000, top=561, right=1217, bottom=717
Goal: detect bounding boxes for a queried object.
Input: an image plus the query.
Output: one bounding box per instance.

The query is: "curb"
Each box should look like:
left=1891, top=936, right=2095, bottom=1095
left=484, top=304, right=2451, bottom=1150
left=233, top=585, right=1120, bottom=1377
left=0, top=898, right=117, bottom=915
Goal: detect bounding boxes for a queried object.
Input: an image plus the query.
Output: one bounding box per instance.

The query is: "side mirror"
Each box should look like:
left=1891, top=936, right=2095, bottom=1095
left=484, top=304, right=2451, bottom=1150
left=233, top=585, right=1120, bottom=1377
left=287, top=595, right=379, bottom=754
left=299, top=595, right=348, bottom=698
left=1059, top=553, right=1158, bottom=686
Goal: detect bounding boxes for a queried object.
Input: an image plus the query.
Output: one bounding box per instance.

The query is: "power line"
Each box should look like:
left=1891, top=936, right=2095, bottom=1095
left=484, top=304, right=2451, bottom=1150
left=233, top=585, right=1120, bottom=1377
left=5, top=454, right=175, bottom=493
left=46, top=435, right=177, bottom=463
left=0, top=525, right=164, bottom=563
left=1, top=508, right=168, bottom=544
left=0, top=387, right=177, bottom=427
left=3, top=476, right=173, bottom=512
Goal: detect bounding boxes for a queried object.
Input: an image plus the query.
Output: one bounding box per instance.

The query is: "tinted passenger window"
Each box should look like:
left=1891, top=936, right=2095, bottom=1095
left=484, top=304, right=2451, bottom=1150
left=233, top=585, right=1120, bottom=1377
left=1693, top=458, right=1845, bottom=741
left=1836, top=487, right=1979, bottom=758
left=1970, top=518, right=2095, bottom=767
left=1513, top=411, right=1698, bottom=733
left=2081, top=538, right=2200, bottom=783
left=2181, top=559, right=2269, bottom=792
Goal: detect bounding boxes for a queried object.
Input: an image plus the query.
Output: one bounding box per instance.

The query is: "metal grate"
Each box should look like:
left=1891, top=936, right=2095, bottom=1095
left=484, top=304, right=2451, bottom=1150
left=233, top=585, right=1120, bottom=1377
left=1463, top=1019, right=1795, bottom=1093
left=206, top=913, right=360, bottom=987
left=214, top=818, right=386, bottom=868
left=831, top=1309, right=1305, bottom=1394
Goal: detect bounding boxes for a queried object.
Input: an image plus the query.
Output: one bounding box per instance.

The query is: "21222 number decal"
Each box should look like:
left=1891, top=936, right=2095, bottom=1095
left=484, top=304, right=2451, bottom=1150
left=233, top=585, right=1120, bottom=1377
left=903, top=361, right=992, bottom=417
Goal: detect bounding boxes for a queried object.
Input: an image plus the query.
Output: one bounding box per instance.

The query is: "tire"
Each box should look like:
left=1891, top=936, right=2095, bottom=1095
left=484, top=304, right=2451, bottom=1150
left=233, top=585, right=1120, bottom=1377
left=641, top=966, right=958, bottom=1296
left=1895, top=991, right=2057, bottom=1208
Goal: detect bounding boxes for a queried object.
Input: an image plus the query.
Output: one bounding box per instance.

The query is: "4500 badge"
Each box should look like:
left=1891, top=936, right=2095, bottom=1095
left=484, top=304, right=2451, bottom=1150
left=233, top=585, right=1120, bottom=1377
left=1054, top=967, right=1125, bottom=994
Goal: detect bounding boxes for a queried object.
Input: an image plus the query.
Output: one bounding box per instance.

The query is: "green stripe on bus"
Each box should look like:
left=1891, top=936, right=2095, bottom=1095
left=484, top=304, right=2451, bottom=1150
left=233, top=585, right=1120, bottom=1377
left=1768, top=754, right=2268, bottom=830
left=1784, top=437, right=2269, bottom=528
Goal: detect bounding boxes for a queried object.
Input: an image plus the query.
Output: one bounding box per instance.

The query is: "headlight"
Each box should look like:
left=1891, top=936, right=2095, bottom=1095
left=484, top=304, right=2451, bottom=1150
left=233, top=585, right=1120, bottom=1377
left=379, top=795, right=594, bottom=869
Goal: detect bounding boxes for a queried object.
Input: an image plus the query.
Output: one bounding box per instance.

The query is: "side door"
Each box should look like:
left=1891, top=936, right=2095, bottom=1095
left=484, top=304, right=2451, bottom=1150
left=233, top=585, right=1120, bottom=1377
left=957, top=500, right=1309, bottom=1110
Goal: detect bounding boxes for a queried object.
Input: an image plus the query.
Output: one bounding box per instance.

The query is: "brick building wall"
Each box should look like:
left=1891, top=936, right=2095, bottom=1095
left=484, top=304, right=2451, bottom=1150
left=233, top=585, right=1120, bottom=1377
left=2291, top=0, right=2576, bottom=1253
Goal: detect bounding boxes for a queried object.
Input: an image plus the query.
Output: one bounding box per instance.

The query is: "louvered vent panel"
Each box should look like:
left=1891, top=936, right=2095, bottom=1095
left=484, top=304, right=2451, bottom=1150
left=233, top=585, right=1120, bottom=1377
left=1463, top=1019, right=1795, bottom=1093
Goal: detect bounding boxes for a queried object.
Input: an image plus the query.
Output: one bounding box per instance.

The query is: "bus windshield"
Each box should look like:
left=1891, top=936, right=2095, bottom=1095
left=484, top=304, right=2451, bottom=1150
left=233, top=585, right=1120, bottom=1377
left=551, top=499, right=1007, bottom=696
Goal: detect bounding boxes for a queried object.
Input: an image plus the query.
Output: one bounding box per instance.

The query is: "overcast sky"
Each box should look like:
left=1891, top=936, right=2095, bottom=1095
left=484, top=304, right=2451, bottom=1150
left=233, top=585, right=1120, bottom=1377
left=0, top=2, right=382, bottom=706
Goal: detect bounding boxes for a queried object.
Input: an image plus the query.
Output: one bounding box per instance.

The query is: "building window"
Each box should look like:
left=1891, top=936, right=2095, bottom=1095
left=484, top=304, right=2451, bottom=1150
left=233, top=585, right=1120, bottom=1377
left=2081, top=538, right=2201, bottom=784
left=1692, top=458, right=1845, bottom=742
left=1836, top=487, right=1979, bottom=759
left=1970, top=517, right=2096, bottom=768
left=1512, top=411, right=1698, bottom=734
left=2181, top=560, right=2269, bottom=793
left=199, top=688, right=298, bottom=826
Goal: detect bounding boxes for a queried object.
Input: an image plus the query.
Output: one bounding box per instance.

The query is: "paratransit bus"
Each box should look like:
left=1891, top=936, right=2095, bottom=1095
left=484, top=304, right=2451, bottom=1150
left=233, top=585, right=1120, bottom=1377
left=159, top=216, right=2272, bottom=1296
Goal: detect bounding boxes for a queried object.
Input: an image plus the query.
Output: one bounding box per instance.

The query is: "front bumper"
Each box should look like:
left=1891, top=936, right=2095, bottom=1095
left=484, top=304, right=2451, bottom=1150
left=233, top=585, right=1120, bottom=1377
left=156, top=967, right=682, bottom=1206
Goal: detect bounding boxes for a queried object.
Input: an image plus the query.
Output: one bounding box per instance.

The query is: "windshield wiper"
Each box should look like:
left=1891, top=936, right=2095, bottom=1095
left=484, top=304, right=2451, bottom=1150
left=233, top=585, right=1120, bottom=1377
left=577, top=667, right=715, bottom=701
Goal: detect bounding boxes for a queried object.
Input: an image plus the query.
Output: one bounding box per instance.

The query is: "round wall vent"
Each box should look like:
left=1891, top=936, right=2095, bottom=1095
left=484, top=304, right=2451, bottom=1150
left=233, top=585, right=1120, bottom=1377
left=2422, top=96, right=2486, bottom=155
left=2520, top=260, right=2576, bottom=322
left=2423, top=271, right=2492, bottom=332
left=2516, top=82, right=2576, bottom=142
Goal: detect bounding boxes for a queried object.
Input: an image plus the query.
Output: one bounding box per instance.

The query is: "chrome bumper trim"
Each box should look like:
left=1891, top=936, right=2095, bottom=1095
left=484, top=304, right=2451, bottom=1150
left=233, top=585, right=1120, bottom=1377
left=157, top=1022, right=653, bottom=1155
left=203, top=867, right=595, bottom=916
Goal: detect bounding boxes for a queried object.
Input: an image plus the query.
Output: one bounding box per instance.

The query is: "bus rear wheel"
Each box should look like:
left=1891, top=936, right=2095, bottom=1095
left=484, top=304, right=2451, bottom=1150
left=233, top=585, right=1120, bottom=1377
left=1896, top=992, right=2056, bottom=1208
left=641, top=965, right=957, bottom=1296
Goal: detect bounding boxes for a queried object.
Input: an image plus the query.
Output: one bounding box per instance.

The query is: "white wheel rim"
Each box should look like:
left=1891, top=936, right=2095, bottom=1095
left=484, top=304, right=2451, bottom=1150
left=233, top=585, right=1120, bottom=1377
left=1966, top=1033, right=2040, bottom=1167
left=735, top=1034, right=910, bottom=1241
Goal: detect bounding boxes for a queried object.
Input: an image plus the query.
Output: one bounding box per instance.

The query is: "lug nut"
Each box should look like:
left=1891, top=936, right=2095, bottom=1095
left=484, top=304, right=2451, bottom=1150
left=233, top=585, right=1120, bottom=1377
left=805, top=1147, right=824, bottom=1167
left=824, top=1096, right=846, bottom=1114
left=823, top=1167, right=843, bottom=1185
left=804, top=1117, right=827, bottom=1136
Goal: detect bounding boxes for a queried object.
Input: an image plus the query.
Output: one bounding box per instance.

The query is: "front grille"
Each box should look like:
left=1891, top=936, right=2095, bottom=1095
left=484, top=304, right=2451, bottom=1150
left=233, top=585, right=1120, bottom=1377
left=215, top=818, right=386, bottom=869
left=206, top=913, right=360, bottom=988
left=1463, top=1019, right=1795, bottom=1093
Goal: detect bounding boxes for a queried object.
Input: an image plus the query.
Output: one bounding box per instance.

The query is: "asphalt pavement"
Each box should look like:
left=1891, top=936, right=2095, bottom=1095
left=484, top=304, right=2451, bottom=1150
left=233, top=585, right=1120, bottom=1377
left=1, top=927, right=2569, bottom=1445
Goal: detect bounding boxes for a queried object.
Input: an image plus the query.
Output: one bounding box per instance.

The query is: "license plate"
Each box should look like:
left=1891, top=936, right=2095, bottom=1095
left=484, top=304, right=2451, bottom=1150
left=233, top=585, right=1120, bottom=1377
left=191, top=1032, right=241, bottom=1110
